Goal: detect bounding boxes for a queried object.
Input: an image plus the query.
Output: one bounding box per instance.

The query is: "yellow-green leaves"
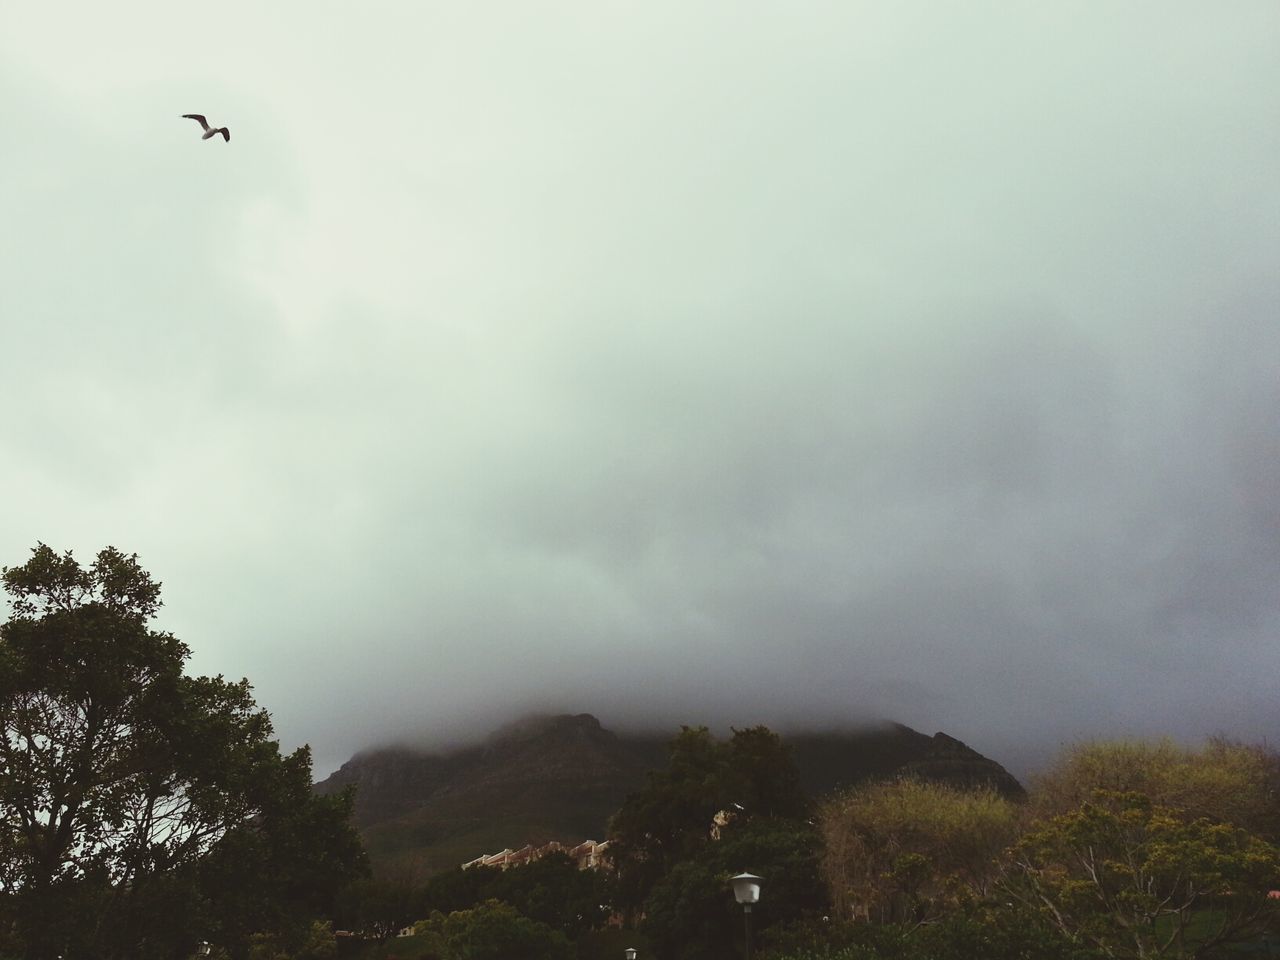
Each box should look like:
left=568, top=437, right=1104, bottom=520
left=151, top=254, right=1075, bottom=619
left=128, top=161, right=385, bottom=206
left=820, top=778, right=1019, bottom=925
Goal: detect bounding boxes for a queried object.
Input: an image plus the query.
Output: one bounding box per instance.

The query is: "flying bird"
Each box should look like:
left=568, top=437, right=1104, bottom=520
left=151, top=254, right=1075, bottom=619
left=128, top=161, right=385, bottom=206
left=182, top=114, right=230, bottom=142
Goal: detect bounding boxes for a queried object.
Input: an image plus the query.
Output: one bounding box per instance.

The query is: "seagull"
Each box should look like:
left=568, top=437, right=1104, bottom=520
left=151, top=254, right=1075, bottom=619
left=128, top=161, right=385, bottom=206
left=182, top=114, right=230, bottom=142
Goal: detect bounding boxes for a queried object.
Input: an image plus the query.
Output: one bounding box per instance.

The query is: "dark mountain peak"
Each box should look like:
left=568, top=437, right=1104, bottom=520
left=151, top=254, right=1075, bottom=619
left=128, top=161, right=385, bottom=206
left=895, top=731, right=1026, bottom=798
left=784, top=725, right=1024, bottom=800
left=928, top=731, right=991, bottom=757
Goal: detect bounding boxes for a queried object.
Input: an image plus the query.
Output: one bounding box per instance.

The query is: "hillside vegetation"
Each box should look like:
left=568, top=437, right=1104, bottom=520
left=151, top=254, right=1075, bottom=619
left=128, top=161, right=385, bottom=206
left=315, top=713, right=1023, bottom=875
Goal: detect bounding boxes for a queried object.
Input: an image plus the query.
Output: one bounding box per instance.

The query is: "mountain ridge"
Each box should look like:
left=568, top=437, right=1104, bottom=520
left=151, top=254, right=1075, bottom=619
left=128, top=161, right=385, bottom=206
left=316, top=713, right=1023, bottom=874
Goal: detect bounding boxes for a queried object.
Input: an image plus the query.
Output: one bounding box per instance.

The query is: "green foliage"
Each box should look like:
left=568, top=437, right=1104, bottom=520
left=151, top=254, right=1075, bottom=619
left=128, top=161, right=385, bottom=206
left=608, top=725, right=809, bottom=914
left=249, top=921, right=338, bottom=960
left=1030, top=739, right=1280, bottom=840
left=617, top=734, right=1280, bottom=960
left=0, top=544, right=368, bottom=960
left=639, top=858, right=730, bottom=960
left=820, top=778, right=1018, bottom=924
left=486, top=852, right=611, bottom=938
left=205, top=771, right=368, bottom=956
left=574, top=927, right=652, bottom=960
left=642, top=818, right=828, bottom=960
left=721, top=726, right=812, bottom=821
left=907, top=900, right=1106, bottom=960
left=1007, top=790, right=1280, bottom=958
left=410, top=900, right=573, bottom=960
left=762, top=904, right=1105, bottom=960
left=759, top=918, right=894, bottom=960
left=350, top=933, right=441, bottom=960
left=336, top=877, right=423, bottom=940
left=418, top=866, right=503, bottom=917
left=408, top=854, right=611, bottom=940
left=760, top=950, right=879, bottom=960
left=603, top=725, right=819, bottom=960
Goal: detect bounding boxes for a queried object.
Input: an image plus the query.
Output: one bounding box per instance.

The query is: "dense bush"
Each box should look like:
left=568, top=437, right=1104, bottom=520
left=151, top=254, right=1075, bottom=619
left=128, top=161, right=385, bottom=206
left=821, top=779, right=1018, bottom=924
left=1029, top=739, right=1280, bottom=840
left=411, top=900, right=573, bottom=960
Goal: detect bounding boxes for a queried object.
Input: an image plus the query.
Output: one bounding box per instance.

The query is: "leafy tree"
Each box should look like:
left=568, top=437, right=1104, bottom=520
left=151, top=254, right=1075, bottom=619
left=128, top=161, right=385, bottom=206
left=1030, top=739, right=1280, bottom=841
left=906, top=899, right=1106, bottom=960
left=410, top=853, right=611, bottom=940
left=608, top=725, right=729, bottom=910
left=410, top=900, right=573, bottom=960
left=335, top=876, right=423, bottom=940
left=194, top=753, right=367, bottom=958
left=758, top=917, right=900, bottom=960
left=761, top=905, right=1104, bottom=960
left=419, top=865, right=503, bottom=917
left=820, top=778, right=1018, bottom=925
left=720, top=726, right=811, bottom=821
left=608, top=725, right=809, bottom=914
left=247, top=921, right=337, bottom=960
left=1006, top=790, right=1280, bottom=959
left=0, top=544, right=367, bottom=960
left=575, top=927, right=653, bottom=960
left=642, top=818, right=828, bottom=960
left=488, top=851, right=611, bottom=938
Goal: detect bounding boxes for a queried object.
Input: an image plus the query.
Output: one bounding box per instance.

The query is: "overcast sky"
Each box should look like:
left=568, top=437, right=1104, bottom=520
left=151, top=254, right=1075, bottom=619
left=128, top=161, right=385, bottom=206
left=2, top=2, right=1278, bottom=778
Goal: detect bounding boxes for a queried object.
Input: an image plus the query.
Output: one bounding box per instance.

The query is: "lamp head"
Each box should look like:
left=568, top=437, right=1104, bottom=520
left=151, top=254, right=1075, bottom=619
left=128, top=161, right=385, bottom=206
left=730, top=872, right=763, bottom=904
left=625, top=949, right=638, bottom=960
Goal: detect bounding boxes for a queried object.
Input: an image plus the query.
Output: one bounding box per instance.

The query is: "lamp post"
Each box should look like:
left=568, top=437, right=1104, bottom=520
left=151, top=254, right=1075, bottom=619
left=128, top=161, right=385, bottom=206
left=624, top=949, right=638, bottom=960
left=729, top=873, right=763, bottom=960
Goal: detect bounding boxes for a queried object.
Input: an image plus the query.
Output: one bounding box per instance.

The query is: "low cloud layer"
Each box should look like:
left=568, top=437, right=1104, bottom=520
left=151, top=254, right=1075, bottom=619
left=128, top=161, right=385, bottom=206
left=2, top=2, right=1278, bottom=778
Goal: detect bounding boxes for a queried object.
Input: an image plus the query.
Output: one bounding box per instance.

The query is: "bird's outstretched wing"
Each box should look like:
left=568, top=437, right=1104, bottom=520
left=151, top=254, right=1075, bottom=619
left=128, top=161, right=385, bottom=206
left=182, top=114, right=210, bottom=131
left=217, top=128, right=230, bottom=142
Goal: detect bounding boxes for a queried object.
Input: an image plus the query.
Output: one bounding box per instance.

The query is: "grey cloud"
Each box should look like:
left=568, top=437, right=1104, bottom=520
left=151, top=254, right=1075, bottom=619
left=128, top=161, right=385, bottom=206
left=1, top=4, right=1278, bottom=780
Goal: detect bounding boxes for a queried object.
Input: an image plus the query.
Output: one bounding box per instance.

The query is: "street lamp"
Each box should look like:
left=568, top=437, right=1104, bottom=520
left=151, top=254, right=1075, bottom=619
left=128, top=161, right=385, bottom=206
left=730, top=873, right=763, bottom=960
left=624, top=949, right=638, bottom=960
left=199, top=942, right=211, bottom=958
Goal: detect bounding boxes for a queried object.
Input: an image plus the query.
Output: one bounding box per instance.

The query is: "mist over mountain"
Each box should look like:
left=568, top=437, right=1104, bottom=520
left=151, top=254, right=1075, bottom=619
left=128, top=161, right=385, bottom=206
left=316, top=713, right=1022, bottom=874
left=4, top=5, right=1278, bottom=794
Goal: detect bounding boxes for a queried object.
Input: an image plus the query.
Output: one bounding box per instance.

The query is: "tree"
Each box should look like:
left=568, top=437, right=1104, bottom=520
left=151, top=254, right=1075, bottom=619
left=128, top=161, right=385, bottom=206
left=408, top=853, right=611, bottom=941
left=820, top=778, right=1018, bottom=925
left=419, top=865, right=503, bottom=917
left=1029, top=739, right=1280, bottom=841
left=0, top=544, right=367, bottom=960
left=247, top=921, right=338, bottom=960
left=198, top=764, right=368, bottom=956
left=1006, top=790, right=1280, bottom=959
left=759, top=905, right=1103, bottom=960
left=608, top=725, right=809, bottom=914
left=488, top=851, right=612, bottom=939
left=335, top=876, right=423, bottom=940
left=906, top=898, right=1107, bottom=960
left=642, top=818, right=828, bottom=960
left=411, top=900, right=573, bottom=960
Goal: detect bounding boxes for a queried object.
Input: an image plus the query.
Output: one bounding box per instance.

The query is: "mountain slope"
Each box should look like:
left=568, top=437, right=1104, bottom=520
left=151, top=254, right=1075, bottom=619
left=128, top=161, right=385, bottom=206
left=315, top=714, right=1022, bottom=874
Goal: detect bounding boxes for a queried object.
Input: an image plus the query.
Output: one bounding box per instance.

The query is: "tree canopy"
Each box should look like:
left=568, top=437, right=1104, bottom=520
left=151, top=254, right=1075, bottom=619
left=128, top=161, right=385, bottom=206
left=0, top=544, right=367, bottom=960
left=821, top=778, right=1018, bottom=925
left=642, top=817, right=827, bottom=960
left=605, top=725, right=821, bottom=960
left=1007, top=790, right=1280, bottom=959
left=411, top=900, right=574, bottom=960
left=607, top=725, right=810, bottom=915
left=1028, top=738, right=1280, bottom=841
left=409, top=853, right=610, bottom=942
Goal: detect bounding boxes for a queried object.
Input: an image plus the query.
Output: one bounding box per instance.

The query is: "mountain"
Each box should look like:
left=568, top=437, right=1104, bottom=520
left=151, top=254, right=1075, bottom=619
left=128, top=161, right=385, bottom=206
left=316, top=714, right=663, bottom=873
left=315, top=713, right=1023, bottom=875
left=787, top=725, right=1025, bottom=799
